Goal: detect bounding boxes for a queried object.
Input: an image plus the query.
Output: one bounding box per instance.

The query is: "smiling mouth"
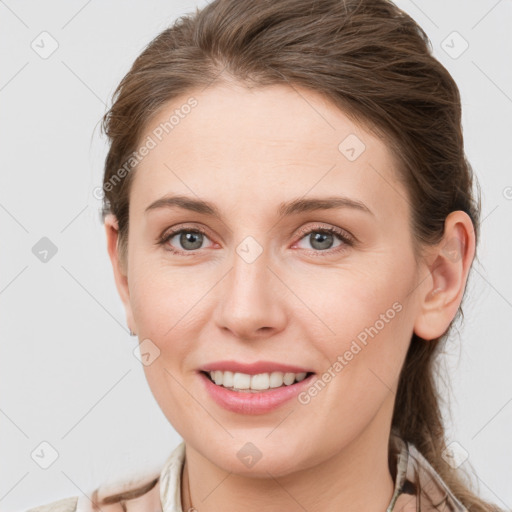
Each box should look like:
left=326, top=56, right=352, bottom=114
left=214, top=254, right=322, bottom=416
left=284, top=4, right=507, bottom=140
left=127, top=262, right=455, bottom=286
left=201, top=370, right=316, bottom=393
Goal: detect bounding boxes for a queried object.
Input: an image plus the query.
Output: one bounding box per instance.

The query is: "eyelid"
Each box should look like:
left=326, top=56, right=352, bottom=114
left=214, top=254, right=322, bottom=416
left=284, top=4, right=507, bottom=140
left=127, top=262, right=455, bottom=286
left=293, top=222, right=356, bottom=244
left=158, top=223, right=214, bottom=248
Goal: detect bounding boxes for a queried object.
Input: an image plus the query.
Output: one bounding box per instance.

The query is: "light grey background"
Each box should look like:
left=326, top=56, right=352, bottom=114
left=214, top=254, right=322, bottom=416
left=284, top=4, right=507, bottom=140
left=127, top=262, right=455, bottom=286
left=1, top=1, right=511, bottom=510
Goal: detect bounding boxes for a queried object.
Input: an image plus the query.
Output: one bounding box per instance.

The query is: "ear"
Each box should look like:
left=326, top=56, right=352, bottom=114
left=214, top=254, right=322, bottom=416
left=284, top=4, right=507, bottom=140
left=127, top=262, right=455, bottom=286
left=104, top=214, right=136, bottom=335
left=413, top=210, right=476, bottom=341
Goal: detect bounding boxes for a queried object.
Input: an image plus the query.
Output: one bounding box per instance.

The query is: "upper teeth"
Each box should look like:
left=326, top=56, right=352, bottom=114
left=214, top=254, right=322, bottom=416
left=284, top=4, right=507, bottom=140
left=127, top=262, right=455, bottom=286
left=209, top=371, right=308, bottom=391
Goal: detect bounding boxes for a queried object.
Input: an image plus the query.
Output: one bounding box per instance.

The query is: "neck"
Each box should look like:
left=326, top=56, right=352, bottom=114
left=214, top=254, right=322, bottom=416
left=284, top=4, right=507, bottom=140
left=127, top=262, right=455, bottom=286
left=180, top=417, right=396, bottom=512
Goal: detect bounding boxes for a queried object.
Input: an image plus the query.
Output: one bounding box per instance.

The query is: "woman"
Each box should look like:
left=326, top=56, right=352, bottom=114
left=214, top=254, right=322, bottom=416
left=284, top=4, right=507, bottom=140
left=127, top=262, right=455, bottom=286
left=26, top=0, right=503, bottom=510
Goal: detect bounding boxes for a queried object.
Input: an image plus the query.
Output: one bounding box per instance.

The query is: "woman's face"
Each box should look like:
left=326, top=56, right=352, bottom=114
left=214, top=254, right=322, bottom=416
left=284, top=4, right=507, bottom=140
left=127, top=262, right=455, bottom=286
left=110, top=82, right=427, bottom=476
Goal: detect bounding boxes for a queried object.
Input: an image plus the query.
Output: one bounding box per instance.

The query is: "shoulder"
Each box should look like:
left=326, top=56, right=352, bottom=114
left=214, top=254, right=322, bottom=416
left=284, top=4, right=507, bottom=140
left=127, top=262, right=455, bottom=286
left=24, top=442, right=185, bottom=512
left=25, top=496, right=78, bottom=512
left=23, top=475, right=160, bottom=512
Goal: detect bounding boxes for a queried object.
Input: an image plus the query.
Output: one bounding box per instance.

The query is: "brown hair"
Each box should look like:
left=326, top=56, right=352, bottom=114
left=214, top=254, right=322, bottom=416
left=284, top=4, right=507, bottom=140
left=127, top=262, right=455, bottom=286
left=96, top=0, right=500, bottom=510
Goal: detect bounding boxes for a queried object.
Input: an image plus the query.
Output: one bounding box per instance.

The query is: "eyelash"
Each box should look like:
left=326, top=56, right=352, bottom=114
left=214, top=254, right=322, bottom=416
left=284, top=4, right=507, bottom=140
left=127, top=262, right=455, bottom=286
left=157, top=223, right=355, bottom=257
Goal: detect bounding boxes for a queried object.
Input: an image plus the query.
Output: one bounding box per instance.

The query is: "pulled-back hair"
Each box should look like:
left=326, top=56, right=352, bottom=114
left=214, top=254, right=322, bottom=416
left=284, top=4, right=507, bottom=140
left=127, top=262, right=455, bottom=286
left=96, top=0, right=500, bottom=510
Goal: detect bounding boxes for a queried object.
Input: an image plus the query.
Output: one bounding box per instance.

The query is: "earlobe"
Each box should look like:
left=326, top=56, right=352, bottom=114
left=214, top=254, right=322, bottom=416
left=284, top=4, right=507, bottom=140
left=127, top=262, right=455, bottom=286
left=413, top=211, right=476, bottom=341
left=104, top=214, right=136, bottom=334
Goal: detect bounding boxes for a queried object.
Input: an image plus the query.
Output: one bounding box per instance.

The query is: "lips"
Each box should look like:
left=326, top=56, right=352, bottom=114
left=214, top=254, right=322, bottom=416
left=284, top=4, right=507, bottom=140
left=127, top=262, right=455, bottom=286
left=196, top=359, right=317, bottom=414
left=199, top=360, right=314, bottom=375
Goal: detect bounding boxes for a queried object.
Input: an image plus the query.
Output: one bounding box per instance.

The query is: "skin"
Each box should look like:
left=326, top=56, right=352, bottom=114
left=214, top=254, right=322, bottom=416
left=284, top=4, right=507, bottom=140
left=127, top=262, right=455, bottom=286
left=105, top=81, right=475, bottom=512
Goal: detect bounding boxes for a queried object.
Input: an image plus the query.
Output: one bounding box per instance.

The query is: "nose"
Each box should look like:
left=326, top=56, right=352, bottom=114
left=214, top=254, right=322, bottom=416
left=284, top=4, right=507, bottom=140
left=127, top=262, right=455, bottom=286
left=212, top=243, right=288, bottom=341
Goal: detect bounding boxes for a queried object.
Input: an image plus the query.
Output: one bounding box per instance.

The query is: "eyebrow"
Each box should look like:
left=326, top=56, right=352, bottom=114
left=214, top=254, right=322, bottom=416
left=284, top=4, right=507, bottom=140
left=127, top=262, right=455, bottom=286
left=144, top=194, right=374, bottom=218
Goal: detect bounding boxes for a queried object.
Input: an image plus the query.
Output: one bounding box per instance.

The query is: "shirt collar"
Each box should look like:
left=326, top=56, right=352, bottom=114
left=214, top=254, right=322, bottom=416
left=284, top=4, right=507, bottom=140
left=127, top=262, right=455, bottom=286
left=387, top=429, right=468, bottom=511
left=159, top=440, right=186, bottom=512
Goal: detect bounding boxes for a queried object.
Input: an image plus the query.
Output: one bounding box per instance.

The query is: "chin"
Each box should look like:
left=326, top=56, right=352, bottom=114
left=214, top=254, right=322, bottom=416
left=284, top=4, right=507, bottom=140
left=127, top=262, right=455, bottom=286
left=195, top=437, right=310, bottom=478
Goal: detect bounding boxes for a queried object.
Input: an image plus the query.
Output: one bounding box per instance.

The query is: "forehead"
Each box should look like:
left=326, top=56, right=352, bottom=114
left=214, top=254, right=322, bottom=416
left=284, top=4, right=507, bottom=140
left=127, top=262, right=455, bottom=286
left=130, top=82, right=407, bottom=220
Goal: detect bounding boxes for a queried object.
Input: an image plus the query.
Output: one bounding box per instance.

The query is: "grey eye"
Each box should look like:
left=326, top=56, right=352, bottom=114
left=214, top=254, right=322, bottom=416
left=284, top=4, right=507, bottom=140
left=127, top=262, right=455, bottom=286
left=309, top=232, right=334, bottom=250
left=172, top=230, right=205, bottom=251
left=295, top=229, right=344, bottom=252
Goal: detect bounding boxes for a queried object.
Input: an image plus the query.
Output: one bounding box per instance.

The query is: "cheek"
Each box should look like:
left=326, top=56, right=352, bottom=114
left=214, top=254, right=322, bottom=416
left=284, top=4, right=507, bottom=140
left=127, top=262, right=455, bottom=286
left=128, top=259, right=200, bottom=341
left=130, top=266, right=203, bottom=433
left=295, top=263, right=409, bottom=335
left=293, top=261, right=415, bottom=383
left=141, top=359, right=198, bottom=441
